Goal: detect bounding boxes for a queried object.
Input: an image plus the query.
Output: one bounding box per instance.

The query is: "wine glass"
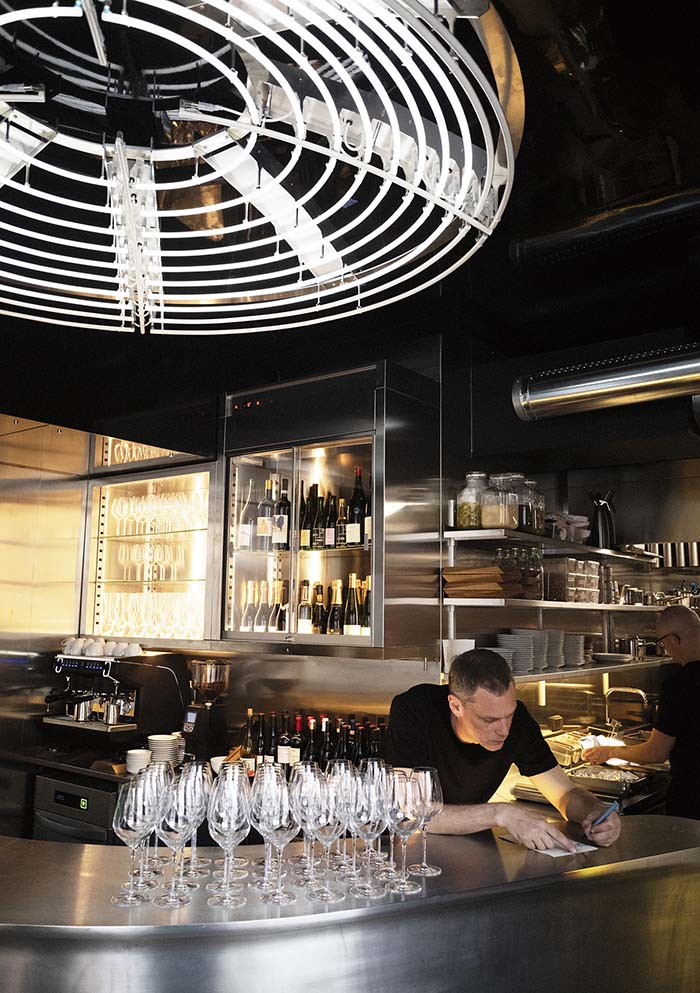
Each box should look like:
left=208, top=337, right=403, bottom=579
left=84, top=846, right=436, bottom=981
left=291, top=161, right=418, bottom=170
left=180, top=761, right=213, bottom=876
left=255, top=777, right=299, bottom=905
left=287, top=761, right=322, bottom=875
left=249, top=763, right=287, bottom=893
left=325, top=759, right=354, bottom=867
left=152, top=777, right=200, bottom=909
left=144, top=760, right=174, bottom=868
left=408, top=767, right=443, bottom=877
left=347, top=768, right=388, bottom=899
left=206, top=764, right=250, bottom=909
left=385, top=771, right=422, bottom=895
left=111, top=777, right=158, bottom=907
left=306, top=776, right=346, bottom=904
left=357, top=758, right=389, bottom=866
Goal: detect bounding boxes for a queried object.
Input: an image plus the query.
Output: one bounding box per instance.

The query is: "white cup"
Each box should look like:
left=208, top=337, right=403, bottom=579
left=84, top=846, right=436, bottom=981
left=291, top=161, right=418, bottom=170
left=61, top=638, right=76, bottom=655
left=210, top=756, right=227, bottom=775
left=104, top=642, right=116, bottom=656
left=124, top=643, right=141, bottom=657
left=72, top=638, right=86, bottom=655
left=114, top=643, right=128, bottom=657
left=126, top=749, right=152, bottom=773
left=85, top=642, right=104, bottom=656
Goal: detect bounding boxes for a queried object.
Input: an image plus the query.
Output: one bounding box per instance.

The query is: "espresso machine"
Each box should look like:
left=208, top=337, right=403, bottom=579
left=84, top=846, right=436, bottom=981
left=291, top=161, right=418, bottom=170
left=182, top=659, right=232, bottom=759
left=44, top=653, right=191, bottom=737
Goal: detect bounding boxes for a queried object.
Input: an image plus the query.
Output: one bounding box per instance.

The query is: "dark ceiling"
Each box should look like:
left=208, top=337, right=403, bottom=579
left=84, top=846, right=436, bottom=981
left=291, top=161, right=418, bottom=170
left=1, top=0, right=699, bottom=432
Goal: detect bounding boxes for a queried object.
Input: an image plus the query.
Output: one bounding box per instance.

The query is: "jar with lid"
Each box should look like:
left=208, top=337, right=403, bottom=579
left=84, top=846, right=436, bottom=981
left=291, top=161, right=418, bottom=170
left=507, top=472, right=533, bottom=531
left=524, top=479, right=545, bottom=535
left=480, top=474, right=519, bottom=529
left=456, top=472, right=489, bottom=528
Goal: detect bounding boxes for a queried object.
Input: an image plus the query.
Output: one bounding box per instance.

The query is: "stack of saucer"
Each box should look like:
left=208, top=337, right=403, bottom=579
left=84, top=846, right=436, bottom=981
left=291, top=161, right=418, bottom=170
left=147, top=734, right=179, bottom=764
left=544, top=630, right=565, bottom=669
left=511, top=629, right=549, bottom=671
left=496, top=633, right=535, bottom=674
left=563, top=633, right=586, bottom=668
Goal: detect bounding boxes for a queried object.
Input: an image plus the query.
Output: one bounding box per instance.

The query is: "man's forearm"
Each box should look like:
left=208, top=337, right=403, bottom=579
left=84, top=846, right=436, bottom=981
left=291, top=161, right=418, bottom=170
left=427, top=802, right=508, bottom=835
left=558, top=786, right=605, bottom=824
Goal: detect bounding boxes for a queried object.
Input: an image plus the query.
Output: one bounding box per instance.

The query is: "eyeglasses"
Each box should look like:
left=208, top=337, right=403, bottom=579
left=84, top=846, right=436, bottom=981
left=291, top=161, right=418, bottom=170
left=655, top=633, right=676, bottom=650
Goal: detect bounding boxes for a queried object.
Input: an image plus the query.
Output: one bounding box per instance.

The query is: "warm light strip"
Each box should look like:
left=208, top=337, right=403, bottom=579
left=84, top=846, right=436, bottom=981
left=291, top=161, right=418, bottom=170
left=0, top=0, right=514, bottom=332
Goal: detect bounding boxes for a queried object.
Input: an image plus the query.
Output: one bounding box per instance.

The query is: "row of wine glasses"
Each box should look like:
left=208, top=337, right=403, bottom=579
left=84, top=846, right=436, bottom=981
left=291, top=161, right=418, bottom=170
left=110, top=490, right=208, bottom=536
left=112, top=758, right=443, bottom=911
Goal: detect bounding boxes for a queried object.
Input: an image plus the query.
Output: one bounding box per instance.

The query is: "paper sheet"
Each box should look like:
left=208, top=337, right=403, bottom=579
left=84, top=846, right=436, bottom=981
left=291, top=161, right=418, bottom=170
left=499, top=835, right=596, bottom=856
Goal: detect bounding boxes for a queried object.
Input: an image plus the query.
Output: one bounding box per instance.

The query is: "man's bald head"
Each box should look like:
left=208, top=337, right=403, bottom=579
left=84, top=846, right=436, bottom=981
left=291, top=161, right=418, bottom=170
left=656, top=605, right=700, bottom=663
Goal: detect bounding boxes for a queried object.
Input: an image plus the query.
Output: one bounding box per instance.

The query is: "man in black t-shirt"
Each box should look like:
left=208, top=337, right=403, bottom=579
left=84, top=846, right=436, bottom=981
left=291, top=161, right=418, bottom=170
left=585, top=604, right=700, bottom=819
left=385, top=649, right=621, bottom=850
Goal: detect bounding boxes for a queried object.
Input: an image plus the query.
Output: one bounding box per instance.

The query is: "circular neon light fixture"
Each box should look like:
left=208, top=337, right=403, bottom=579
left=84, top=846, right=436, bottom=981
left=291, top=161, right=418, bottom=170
left=0, top=0, right=516, bottom=333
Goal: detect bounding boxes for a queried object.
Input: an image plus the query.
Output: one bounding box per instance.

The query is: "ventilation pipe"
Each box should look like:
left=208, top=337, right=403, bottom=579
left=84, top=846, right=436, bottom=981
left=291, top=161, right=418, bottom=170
left=513, top=344, right=700, bottom=421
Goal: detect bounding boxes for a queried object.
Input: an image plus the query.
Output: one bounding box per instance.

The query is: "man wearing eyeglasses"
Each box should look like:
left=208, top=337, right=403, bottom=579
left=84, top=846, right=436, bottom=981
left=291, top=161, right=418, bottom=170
left=584, top=603, right=700, bottom=820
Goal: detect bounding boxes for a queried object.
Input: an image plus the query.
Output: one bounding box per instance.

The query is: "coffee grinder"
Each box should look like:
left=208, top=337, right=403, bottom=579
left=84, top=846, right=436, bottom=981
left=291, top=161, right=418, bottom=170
left=183, top=659, right=231, bottom=759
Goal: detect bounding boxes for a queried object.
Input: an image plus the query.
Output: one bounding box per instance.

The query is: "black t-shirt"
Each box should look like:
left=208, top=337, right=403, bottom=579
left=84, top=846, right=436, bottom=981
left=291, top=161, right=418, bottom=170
left=654, top=660, right=700, bottom=819
left=383, top=683, right=557, bottom=805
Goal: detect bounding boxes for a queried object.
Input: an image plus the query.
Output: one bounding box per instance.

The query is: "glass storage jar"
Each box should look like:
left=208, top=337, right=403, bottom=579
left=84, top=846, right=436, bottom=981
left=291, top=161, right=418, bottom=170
left=507, top=472, right=533, bottom=531
left=480, top=474, right=519, bottom=529
left=524, top=479, right=546, bottom=535
left=456, top=472, right=489, bottom=528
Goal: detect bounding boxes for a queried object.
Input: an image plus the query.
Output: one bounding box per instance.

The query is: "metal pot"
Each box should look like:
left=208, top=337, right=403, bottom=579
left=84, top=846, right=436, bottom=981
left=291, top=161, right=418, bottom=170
left=101, top=699, right=121, bottom=725
left=66, top=696, right=95, bottom=722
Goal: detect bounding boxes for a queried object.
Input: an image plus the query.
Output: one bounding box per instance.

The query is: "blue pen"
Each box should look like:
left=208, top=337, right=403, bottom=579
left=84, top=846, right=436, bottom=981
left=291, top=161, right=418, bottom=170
left=591, top=799, right=620, bottom=827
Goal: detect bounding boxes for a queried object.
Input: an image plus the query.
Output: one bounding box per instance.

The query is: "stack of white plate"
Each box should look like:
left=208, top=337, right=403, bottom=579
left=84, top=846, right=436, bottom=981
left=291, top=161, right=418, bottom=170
left=511, top=629, right=549, bottom=671
left=544, top=630, right=565, bottom=669
left=563, top=633, right=586, bottom=667
left=496, top=633, right=535, bottom=674
left=147, top=734, right=179, bottom=764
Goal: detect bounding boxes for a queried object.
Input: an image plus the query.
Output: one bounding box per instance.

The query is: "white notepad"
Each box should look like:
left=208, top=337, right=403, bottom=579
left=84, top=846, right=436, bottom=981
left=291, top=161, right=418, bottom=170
left=499, top=835, right=596, bottom=856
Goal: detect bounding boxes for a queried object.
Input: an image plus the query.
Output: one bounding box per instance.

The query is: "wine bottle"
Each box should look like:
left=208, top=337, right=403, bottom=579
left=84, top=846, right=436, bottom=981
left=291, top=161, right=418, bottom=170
left=336, top=498, right=347, bottom=548
left=277, top=579, right=289, bottom=632
left=302, top=716, right=317, bottom=762
left=265, top=711, right=277, bottom=764
left=297, top=580, right=313, bottom=634
left=359, top=574, right=371, bottom=636
left=298, top=480, right=306, bottom=540
left=240, top=579, right=257, bottom=632
left=300, top=484, right=314, bottom=551
left=326, top=579, right=344, bottom=635
left=334, top=722, right=349, bottom=760
left=253, top=580, right=271, bottom=632
left=324, top=494, right=337, bottom=549
left=312, top=494, right=326, bottom=550
left=277, top=710, right=291, bottom=770
left=240, top=707, right=256, bottom=777
left=256, top=479, right=275, bottom=551
left=237, top=478, right=255, bottom=550
left=318, top=715, right=332, bottom=771
left=346, top=467, right=365, bottom=547
left=268, top=580, right=281, bottom=631
left=311, top=582, right=326, bottom=634
left=272, top=477, right=291, bottom=551
left=364, top=478, right=372, bottom=548
left=255, top=712, right=266, bottom=768
left=344, top=572, right=361, bottom=635
left=289, top=713, right=303, bottom=766
left=369, top=726, right=382, bottom=758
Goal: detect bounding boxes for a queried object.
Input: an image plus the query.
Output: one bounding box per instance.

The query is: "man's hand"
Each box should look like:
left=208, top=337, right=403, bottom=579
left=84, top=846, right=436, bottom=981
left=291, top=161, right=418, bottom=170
left=497, top=804, right=577, bottom=853
left=583, top=745, right=614, bottom=765
left=580, top=808, right=621, bottom=847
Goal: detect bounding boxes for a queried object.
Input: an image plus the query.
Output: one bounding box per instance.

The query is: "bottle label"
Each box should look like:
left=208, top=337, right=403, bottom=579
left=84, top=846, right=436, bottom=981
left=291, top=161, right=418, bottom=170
left=264, top=754, right=274, bottom=764
left=312, top=526, right=325, bottom=549
left=344, top=623, right=362, bottom=636
left=253, top=623, right=267, bottom=633
left=365, top=516, right=372, bottom=542
left=271, top=515, right=288, bottom=544
left=297, top=618, right=313, bottom=634
left=324, top=527, right=336, bottom=547
left=277, top=745, right=290, bottom=765
left=255, top=754, right=264, bottom=767
left=346, top=523, right=361, bottom=545
left=360, top=625, right=371, bottom=637
left=288, top=746, right=301, bottom=766
left=336, top=523, right=346, bottom=547
left=238, top=523, right=252, bottom=548
left=257, top=516, right=273, bottom=536
left=300, top=528, right=310, bottom=547
left=241, top=756, right=256, bottom=777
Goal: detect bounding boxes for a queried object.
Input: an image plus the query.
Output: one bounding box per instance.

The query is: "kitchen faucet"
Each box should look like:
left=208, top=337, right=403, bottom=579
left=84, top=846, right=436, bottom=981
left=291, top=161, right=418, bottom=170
left=604, top=686, right=649, bottom=727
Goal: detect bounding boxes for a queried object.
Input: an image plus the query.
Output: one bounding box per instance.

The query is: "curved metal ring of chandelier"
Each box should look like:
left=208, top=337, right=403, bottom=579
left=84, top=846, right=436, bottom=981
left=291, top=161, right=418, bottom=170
left=0, top=0, right=516, bottom=334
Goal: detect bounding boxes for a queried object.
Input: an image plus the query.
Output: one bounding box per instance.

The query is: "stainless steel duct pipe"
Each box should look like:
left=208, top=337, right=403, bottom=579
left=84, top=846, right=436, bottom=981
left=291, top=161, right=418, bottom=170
left=513, top=345, right=700, bottom=421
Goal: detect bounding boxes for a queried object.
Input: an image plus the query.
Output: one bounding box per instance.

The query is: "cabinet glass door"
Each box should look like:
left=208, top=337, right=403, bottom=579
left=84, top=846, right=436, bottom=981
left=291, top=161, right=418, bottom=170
left=86, top=470, right=210, bottom=640
left=224, top=437, right=373, bottom=643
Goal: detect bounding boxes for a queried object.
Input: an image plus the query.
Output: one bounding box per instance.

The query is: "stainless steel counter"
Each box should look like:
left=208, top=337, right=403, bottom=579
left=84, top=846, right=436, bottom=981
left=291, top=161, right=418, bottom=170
left=1, top=817, right=700, bottom=993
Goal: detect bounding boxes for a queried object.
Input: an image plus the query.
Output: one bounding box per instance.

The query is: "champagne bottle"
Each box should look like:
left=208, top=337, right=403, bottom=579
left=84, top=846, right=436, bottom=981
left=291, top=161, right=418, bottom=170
left=289, top=713, right=303, bottom=766
left=268, top=580, right=281, bottom=631
left=359, top=574, right=371, bottom=636
left=298, top=480, right=306, bottom=540
left=336, top=498, right=347, bottom=548
left=277, top=579, right=289, bottom=632
left=311, top=582, right=326, bottom=634
left=256, top=479, right=275, bottom=551
left=272, top=478, right=291, bottom=551
left=326, top=579, right=344, bottom=635
left=324, top=494, right=337, bottom=549
left=240, top=579, right=257, bottom=632
left=346, top=467, right=365, bottom=547
left=277, top=710, right=291, bottom=769
left=240, top=707, right=256, bottom=777
left=344, top=572, right=361, bottom=635
left=312, top=494, right=326, bottom=550
left=253, top=580, right=271, bottom=632
left=300, top=484, right=314, bottom=551
left=297, top=580, right=313, bottom=634
left=237, top=478, right=255, bottom=550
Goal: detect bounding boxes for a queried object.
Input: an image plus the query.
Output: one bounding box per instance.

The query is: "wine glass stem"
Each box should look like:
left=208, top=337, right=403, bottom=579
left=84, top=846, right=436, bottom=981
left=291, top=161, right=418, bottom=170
left=366, top=847, right=372, bottom=888
left=129, top=847, right=137, bottom=899
left=179, top=847, right=187, bottom=887
left=421, top=827, right=428, bottom=869
left=389, top=832, right=395, bottom=868
left=190, top=829, right=198, bottom=867
left=171, top=851, right=180, bottom=901
left=325, top=845, right=332, bottom=892
left=264, top=839, right=272, bottom=884
left=223, top=847, right=231, bottom=893
left=401, top=838, right=408, bottom=882
left=352, top=835, right=357, bottom=876
left=276, top=846, right=284, bottom=894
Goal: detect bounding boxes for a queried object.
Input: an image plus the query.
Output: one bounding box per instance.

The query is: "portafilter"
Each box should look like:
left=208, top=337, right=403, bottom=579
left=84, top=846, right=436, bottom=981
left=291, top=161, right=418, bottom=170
left=189, top=658, right=231, bottom=703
